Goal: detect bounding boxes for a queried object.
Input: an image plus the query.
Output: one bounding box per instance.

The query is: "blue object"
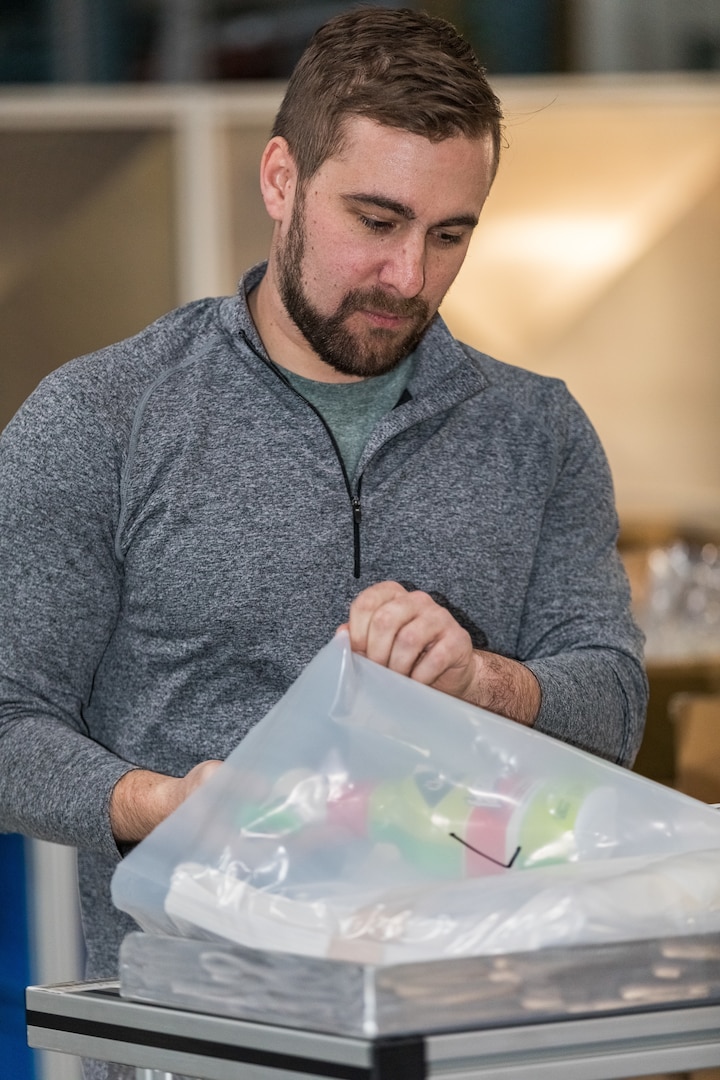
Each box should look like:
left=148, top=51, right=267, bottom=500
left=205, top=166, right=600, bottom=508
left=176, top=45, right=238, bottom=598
left=0, top=834, right=36, bottom=1079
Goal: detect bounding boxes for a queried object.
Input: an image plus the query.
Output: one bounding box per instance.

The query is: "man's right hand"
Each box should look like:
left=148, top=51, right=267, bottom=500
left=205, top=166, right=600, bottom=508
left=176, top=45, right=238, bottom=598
left=110, top=760, right=222, bottom=844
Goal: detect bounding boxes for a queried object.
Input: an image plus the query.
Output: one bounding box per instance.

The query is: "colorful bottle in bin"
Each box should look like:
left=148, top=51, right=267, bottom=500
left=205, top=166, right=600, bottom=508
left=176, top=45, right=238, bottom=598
left=232, top=768, right=326, bottom=836
left=234, top=765, right=617, bottom=875
left=512, top=778, right=617, bottom=867
left=326, top=767, right=517, bottom=877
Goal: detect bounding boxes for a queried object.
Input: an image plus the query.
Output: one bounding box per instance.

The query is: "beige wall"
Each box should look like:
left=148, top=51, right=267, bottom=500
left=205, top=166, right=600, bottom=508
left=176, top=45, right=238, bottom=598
left=442, top=77, right=720, bottom=534
left=0, top=88, right=280, bottom=432
left=0, top=130, right=177, bottom=430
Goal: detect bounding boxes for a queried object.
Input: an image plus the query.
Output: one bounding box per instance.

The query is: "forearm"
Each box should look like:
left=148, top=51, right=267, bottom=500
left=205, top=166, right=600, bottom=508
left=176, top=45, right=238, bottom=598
left=110, top=769, right=175, bottom=844
left=110, top=760, right=223, bottom=844
left=526, top=648, right=648, bottom=766
left=461, top=649, right=541, bottom=726
left=0, top=712, right=133, bottom=858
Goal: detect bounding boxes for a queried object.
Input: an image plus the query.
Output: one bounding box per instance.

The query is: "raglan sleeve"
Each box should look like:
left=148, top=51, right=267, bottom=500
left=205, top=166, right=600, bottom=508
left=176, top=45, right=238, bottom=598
left=0, top=365, right=137, bottom=858
left=518, top=387, right=648, bottom=767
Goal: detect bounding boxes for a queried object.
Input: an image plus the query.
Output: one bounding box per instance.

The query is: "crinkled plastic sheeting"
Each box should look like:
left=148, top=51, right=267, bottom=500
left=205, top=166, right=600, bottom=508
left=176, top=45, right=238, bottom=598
left=112, top=632, right=720, bottom=965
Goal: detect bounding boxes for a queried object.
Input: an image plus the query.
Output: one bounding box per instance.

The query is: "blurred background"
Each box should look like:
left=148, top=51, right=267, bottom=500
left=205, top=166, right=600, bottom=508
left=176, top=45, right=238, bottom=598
left=1, top=3, right=720, bottom=1079
left=2, top=0, right=720, bottom=83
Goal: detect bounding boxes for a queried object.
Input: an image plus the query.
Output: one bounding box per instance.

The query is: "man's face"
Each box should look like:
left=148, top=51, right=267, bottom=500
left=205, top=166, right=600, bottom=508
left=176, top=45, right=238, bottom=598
left=273, top=117, right=495, bottom=379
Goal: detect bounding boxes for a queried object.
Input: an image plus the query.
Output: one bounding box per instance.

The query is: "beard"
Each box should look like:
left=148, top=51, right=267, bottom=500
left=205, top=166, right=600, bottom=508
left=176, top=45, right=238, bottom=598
left=276, top=196, right=434, bottom=379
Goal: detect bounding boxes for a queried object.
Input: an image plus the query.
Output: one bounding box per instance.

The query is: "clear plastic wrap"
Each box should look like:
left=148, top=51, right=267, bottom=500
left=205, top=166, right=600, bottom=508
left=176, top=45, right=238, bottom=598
left=112, top=632, right=720, bottom=964
left=118, top=929, right=720, bottom=1037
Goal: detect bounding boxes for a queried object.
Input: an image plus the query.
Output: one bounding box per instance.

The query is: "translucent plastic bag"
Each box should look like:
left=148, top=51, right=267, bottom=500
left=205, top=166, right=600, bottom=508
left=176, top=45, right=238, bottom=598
left=112, top=632, right=720, bottom=964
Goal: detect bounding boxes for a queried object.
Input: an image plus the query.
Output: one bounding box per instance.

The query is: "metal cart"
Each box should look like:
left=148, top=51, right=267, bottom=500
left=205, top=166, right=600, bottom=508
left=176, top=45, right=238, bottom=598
left=26, top=975, right=720, bottom=1080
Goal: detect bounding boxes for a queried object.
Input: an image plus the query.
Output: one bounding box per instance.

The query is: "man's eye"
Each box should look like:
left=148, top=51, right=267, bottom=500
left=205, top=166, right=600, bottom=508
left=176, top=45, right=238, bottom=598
left=434, top=231, right=464, bottom=247
left=360, top=215, right=393, bottom=233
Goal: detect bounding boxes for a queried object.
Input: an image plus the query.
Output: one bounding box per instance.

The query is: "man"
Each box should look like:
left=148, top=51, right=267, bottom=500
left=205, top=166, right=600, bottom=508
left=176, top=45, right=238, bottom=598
left=0, top=0, right=646, bottom=1023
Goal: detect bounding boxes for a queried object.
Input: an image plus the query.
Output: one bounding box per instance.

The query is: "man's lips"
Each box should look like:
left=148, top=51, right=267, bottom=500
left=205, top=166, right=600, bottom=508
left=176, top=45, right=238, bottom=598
left=337, top=288, right=429, bottom=330
left=357, top=308, right=414, bottom=329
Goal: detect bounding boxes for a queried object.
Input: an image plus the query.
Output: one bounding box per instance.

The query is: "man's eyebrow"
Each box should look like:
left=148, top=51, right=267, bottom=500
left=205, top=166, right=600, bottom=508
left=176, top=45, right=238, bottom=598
left=343, top=193, right=478, bottom=229
left=344, top=193, right=415, bottom=218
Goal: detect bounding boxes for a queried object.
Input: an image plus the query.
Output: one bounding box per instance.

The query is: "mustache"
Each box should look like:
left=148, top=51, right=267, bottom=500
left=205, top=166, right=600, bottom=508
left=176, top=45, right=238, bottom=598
left=336, top=287, right=429, bottom=322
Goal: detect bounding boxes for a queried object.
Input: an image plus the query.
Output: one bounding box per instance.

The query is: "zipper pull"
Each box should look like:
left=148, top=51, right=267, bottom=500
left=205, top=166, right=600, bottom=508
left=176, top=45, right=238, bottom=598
left=352, top=497, right=362, bottom=579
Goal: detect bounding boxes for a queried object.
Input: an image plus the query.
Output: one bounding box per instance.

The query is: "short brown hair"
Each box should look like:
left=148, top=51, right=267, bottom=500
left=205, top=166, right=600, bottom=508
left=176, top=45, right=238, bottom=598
left=272, top=6, right=504, bottom=185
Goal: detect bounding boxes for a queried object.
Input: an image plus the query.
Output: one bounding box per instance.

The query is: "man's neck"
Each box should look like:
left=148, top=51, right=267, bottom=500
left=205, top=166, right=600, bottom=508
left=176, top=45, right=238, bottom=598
left=247, top=272, right=364, bottom=385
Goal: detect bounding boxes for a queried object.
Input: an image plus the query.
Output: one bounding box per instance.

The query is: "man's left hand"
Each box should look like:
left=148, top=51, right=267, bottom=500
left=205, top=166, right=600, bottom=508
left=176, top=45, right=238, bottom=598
left=339, top=581, right=540, bottom=726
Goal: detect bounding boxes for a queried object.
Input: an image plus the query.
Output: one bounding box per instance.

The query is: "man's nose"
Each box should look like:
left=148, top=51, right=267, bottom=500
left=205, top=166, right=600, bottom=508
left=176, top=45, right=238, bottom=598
left=378, top=237, right=426, bottom=298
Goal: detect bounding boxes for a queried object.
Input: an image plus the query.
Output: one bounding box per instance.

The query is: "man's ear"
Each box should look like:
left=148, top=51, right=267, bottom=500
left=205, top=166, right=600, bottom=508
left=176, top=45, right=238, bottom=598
left=259, top=136, right=298, bottom=224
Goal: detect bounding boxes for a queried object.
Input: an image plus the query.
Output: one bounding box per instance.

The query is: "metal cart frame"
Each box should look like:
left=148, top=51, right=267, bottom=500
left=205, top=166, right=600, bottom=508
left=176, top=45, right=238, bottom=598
left=26, top=980, right=720, bottom=1080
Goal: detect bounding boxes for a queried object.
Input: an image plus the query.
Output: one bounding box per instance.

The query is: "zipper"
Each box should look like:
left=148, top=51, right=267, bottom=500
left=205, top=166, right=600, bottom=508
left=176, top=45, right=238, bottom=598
left=240, top=331, right=363, bottom=578
left=313, top=414, right=363, bottom=581
left=351, top=478, right=364, bottom=579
